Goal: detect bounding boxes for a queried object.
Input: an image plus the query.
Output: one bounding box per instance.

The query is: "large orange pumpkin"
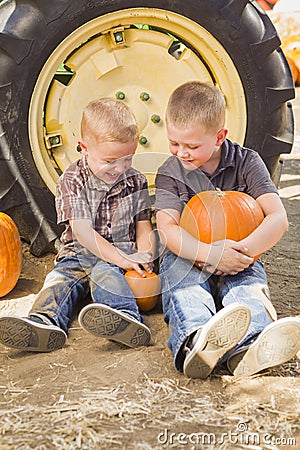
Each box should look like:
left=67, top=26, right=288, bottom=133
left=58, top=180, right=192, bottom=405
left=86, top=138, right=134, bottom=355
left=0, top=213, right=23, bottom=297
left=180, top=190, right=264, bottom=261
left=125, top=270, right=161, bottom=312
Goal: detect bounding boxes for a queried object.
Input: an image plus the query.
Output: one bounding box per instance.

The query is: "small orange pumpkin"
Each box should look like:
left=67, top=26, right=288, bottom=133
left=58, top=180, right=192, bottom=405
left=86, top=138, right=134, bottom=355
left=125, top=270, right=161, bottom=312
left=0, top=213, right=22, bottom=297
left=180, top=190, right=264, bottom=261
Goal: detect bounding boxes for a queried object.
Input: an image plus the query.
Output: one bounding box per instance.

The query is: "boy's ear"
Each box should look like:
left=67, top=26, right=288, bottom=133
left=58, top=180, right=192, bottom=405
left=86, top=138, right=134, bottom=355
left=216, top=128, right=228, bottom=146
left=78, top=140, right=88, bottom=154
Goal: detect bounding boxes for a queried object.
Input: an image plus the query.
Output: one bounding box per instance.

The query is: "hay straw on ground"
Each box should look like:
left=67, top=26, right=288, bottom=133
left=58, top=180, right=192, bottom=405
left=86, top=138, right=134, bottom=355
left=0, top=373, right=299, bottom=450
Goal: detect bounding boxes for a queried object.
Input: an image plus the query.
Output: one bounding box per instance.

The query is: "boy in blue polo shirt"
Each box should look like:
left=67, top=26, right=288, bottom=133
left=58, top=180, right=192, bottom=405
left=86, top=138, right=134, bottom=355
left=155, top=81, right=300, bottom=378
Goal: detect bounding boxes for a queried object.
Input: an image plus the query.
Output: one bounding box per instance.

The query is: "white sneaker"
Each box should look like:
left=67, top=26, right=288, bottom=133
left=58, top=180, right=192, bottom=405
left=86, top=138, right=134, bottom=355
left=0, top=315, right=66, bottom=352
left=183, top=303, right=251, bottom=379
left=79, top=304, right=151, bottom=348
left=227, top=317, right=300, bottom=377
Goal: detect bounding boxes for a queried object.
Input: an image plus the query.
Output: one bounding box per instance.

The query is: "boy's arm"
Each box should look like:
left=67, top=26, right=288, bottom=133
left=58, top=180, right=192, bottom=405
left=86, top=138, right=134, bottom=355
left=239, top=192, right=288, bottom=256
left=156, top=209, right=253, bottom=274
left=156, top=208, right=210, bottom=261
left=136, top=219, right=156, bottom=255
left=70, top=219, right=149, bottom=276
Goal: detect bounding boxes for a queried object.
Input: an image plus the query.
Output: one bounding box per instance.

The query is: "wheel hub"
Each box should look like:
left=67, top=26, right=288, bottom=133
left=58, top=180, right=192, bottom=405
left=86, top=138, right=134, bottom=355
left=29, top=8, right=246, bottom=193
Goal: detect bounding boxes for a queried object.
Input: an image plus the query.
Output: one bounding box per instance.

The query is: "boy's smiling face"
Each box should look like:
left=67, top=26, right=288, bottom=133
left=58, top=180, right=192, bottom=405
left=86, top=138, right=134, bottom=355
left=79, top=135, right=137, bottom=184
left=167, top=122, right=227, bottom=171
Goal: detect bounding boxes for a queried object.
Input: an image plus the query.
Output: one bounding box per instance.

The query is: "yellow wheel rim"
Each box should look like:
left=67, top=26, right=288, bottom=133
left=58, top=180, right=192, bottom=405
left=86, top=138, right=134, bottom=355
left=29, top=8, right=247, bottom=193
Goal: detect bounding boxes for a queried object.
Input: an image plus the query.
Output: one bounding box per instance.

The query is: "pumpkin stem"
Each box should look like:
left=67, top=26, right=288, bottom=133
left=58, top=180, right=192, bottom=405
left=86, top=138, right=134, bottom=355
left=215, top=187, right=225, bottom=197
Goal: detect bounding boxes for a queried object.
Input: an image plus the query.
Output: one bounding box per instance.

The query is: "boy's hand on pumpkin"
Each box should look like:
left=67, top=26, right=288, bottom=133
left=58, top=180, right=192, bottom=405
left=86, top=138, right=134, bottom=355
left=117, top=251, right=154, bottom=276
left=205, top=239, right=254, bottom=275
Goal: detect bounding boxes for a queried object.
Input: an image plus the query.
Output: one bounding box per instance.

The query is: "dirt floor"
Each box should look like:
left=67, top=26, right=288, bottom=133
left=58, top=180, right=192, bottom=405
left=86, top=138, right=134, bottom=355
left=1, top=113, right=300, bottom=449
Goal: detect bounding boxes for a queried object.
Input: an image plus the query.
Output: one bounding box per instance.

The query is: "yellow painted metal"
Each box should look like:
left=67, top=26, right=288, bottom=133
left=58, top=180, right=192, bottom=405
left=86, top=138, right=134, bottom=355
left=29, top=8, right=247, bottom=193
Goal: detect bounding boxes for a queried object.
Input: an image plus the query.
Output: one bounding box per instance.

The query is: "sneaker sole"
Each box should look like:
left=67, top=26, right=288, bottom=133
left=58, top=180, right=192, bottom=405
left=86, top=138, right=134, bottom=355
left=183, top=303, right=251, bottom=379
left=0, top=317, right=66, bottom=352
left=232, top=317, right=300, bottom=377
left=78, top=304, right=151, bottom=348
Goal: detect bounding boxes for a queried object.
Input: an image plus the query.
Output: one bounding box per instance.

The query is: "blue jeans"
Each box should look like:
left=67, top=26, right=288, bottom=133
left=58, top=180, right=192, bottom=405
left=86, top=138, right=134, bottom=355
left=29, top=255, right=142, bottom=333
left=160, top=251, right=273, bottom=372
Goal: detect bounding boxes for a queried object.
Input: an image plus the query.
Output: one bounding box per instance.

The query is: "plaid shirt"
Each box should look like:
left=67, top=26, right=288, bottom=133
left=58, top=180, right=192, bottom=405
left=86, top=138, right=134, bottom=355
left=55, top=156, right=151, bottom=260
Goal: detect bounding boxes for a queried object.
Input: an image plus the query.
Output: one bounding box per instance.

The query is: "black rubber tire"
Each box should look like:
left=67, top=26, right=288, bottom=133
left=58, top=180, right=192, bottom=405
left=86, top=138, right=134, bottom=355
left=0, top=0, right=295, bottom=255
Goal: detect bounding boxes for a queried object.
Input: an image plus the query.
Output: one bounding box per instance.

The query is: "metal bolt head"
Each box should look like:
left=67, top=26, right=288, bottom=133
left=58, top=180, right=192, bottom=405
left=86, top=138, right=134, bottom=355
left=114, top=31, right=124, bottom=44
left=151, top=114, right=161, bottom=123
left=139, top=136, right=148, bottom=145
left=140, top=92, right=150, bottom=101
left=116, top=91, right=126, bottom=100
left=49, top=136, right=61, bottom=146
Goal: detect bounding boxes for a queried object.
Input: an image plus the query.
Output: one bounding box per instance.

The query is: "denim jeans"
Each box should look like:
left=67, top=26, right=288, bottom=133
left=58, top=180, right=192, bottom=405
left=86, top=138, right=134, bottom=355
left=160, top=251, right=273, bottom=371
left=29, top=255, right=142, bottom=333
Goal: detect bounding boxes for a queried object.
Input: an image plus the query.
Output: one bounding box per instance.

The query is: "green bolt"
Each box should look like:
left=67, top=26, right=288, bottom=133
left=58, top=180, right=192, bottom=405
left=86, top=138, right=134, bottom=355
left=151, top=114, right=161, bottom=123
left=140, top=92, right=150, bottom=102
left=49, top=136, right=60, bottom=146
left=116, top=91, right=126, bottom=100
left=139, top=136, right=148, bottom=145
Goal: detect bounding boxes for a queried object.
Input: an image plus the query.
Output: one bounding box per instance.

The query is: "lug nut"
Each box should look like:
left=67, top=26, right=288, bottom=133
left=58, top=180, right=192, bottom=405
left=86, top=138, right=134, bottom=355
left=49, top=136, right=61, bottom=146
left=151, top=114, right=161, bottom=123
left=140, top=92, right=150, bottom=102
left=139, top=136, right=148, bottom=145
left=116, top=91, right=126, bottom=100
left=113, top=31, right=125, bottom=44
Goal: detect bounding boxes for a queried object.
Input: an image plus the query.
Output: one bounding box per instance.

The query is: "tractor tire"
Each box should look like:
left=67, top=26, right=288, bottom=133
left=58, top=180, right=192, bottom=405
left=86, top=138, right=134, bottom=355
left=0, top=0, right=295, bottom=255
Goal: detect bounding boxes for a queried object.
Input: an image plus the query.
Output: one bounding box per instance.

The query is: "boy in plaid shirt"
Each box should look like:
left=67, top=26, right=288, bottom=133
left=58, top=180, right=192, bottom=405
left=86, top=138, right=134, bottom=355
left=0, top=98, right=155, bottom=352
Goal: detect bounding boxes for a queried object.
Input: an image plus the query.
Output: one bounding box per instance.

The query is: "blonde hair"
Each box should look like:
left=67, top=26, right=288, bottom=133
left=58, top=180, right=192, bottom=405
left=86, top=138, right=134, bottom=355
left=81, top=98, right=138, bottom=143
left=166, top=81, right=226, bottom=132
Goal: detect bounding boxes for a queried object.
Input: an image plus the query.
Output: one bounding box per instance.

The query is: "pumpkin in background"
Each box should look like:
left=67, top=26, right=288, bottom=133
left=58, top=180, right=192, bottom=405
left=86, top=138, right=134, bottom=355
left=282, top=36, right=300, bottom=86
left=125, top=270, right=161, bottom=312
left=0, top=213, right=22, bottom=297
left=180, top=190, right=264, bottom=261
left=268, top=3, right=300, bottom=86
